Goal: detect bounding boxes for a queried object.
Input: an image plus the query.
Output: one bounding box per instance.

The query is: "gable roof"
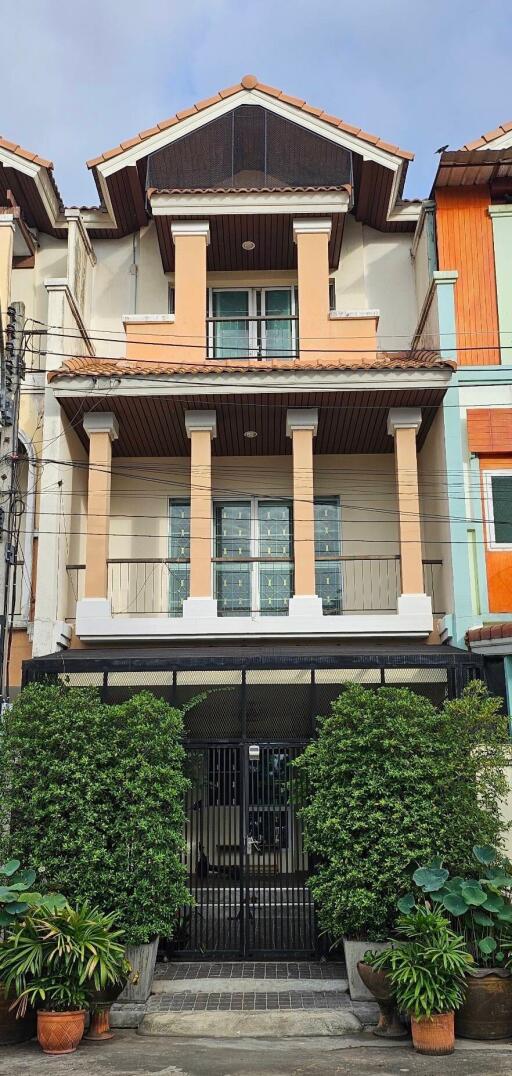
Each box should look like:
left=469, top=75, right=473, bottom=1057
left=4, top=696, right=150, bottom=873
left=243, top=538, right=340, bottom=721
left=87, top=74, right=414, bottom=170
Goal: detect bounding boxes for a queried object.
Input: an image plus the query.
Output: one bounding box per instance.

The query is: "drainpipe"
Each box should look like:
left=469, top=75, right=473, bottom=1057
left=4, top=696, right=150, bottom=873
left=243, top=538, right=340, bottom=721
left=129, top=232, right=139, bottom=314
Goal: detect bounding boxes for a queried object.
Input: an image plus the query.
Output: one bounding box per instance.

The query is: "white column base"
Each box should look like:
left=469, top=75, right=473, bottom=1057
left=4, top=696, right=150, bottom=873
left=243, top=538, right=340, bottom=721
left=182, top=597, right=218, bottom=619
left=397, top=593, right=432, bottom=618
left=288, top=595, right=324, bottom=617
left=76, top=597, right=112, bottom=620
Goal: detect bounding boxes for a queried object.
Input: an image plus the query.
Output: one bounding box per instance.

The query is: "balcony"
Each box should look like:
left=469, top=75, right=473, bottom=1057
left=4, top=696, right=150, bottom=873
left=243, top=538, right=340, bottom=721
left=67, top=557, right=444, bottom=636
left=207, top=314, right=299, bottom=361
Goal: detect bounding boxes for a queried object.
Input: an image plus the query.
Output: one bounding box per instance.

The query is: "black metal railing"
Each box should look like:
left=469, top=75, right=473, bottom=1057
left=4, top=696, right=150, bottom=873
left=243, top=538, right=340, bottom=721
left=206, top=315, right=299, bottom=360
left=66, top=557, right=446, bottom=619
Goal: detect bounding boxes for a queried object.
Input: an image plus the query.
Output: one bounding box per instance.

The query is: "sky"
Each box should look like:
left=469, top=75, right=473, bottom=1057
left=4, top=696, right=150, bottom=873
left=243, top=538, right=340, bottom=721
left=2, top=0, right=511, bottom=207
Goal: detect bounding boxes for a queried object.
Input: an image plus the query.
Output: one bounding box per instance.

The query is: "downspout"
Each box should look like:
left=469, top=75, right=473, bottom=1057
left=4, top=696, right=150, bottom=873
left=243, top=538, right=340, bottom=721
left=130, top=232, right=139, bottom=314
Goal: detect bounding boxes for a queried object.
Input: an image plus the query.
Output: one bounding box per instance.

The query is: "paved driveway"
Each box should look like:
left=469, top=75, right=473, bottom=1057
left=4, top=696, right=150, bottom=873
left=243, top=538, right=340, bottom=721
left=1, top=1033, right=512, bottom=1075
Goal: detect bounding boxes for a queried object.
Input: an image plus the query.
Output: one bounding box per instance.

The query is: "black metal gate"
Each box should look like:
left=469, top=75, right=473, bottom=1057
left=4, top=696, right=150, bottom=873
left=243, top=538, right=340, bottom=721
left=176, top=741, right=315, bottom=958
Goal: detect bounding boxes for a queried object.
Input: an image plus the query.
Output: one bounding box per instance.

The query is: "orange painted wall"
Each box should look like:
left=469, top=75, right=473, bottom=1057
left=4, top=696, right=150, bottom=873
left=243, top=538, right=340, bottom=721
left=480, top=456, right=512, bottom=612
left=8, top=629, right=32, bottom=689
left=436, top=187, right=500, bottom=365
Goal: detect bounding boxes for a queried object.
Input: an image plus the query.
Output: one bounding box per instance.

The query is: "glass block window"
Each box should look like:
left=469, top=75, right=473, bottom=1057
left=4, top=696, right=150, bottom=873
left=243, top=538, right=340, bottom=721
left=314, top=498, right=342, bottom=614
left=486, top=473, right=512, bottom=546
left=168, top=500, right=190, bottom=616
left=214, top=499, right=292, bottom=616
left=258, top=502, right=292, bottom=616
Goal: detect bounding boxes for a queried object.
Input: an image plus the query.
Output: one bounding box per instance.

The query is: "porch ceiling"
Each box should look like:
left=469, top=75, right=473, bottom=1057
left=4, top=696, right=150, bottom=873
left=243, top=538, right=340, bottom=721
left=154, top=211, right=345, bottom=272
left=58, top=387, right=444, bottom=457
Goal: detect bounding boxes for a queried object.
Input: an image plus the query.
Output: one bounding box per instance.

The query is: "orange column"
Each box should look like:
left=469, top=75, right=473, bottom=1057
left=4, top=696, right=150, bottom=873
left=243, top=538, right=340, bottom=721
left=184, top=411, right=217, bottom=615
left=171, top=221, right=210, bottom=363
left=0, top=215, right=15, bottom=313
left=293, top=219, right=331, bottom=360
left=287, top=409, right=322, bottom=616
left=83, top=413, right=119, bottom=599
left=387, top=408, right=424, bottom=595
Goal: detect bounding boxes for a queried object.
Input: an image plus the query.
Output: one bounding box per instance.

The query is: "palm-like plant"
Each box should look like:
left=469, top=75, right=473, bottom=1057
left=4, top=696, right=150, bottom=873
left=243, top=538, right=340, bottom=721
left=367, top=908, right=473, bottom=1020
left=0, top=902, right=126, bottom=1015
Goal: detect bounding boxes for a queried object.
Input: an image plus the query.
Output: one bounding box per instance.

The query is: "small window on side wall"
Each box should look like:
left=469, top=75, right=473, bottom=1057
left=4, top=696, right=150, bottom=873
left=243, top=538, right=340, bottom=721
left=329, top=278, right=336, bottom=312
left=484, top=472, right=512, bottom=547
left=168, top=285, right=175, bottom=316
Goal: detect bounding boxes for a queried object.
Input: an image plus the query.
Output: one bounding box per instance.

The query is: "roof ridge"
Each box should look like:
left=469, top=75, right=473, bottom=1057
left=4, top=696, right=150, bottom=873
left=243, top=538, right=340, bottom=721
left=86, top=75, right=414, bottom=169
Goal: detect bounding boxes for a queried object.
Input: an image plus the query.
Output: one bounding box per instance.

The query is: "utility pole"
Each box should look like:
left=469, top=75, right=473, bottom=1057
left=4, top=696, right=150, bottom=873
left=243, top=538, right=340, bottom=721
left=0, top=301, right=25, bottom=705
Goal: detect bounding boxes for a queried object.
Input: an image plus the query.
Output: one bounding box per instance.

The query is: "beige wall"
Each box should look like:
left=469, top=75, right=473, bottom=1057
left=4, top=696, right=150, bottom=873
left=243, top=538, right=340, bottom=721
left=418, top=409, right=452, bottom=615
left=109, top=453, right=400, bottom=562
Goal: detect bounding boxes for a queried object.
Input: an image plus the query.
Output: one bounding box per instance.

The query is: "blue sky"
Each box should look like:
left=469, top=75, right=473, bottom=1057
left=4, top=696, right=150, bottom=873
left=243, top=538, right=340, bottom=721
left=3, top=0, right=511, bottom=206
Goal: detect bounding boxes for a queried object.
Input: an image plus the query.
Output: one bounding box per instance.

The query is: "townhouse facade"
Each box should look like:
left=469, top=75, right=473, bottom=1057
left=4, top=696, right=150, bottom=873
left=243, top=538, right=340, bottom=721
left=0, top=77, right=487, bottom=956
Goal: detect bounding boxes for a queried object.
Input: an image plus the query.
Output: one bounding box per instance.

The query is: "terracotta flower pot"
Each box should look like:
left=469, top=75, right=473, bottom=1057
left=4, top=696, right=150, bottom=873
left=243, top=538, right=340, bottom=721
left=0, top=984, right=36, bottom=1046
left=37, top=1009, right=86, bottom=1055
left=85, top=980, right=127, bottom=1042
left=455, top=969, right=512, bottom=1041
left=411, top=1011, right=454, bottom=1055
left=356, top=961, right=407, bottom=1039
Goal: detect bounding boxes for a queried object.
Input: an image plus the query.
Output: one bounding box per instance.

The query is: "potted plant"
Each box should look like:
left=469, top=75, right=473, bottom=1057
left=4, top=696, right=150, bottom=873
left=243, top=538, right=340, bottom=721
left=0, top=901, right=126, bottom=1055
left=86, top=957, right=132, bottom=1041
left=0, top=858, right=67, bottom=1046
left=400, top=846, right=512, bottom=1039
left=356, top=954, right=407, bottom=1038
left=367, top=906, right=472, bottom=1055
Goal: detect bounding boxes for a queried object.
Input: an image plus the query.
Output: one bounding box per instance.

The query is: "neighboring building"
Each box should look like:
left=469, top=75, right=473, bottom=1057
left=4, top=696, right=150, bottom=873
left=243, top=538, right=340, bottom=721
left=0, top=77, right=482, bottom=956
left=415, top=128, right=512, bottom=706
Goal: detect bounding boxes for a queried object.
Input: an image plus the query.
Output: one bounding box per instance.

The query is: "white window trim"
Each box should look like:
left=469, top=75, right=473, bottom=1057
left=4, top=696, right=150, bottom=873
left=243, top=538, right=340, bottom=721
left=207, top=286, right=297, bottom=360
left=213, top=495, right=293, bottom=616
left=483, top=470, right=512, bottom=550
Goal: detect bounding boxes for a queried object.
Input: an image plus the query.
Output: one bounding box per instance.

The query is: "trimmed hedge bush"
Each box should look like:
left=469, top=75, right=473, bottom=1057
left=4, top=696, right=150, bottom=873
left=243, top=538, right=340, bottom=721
left=0, top=684, right=190, bottom=944
left=294, top=680, right=509, bottom=942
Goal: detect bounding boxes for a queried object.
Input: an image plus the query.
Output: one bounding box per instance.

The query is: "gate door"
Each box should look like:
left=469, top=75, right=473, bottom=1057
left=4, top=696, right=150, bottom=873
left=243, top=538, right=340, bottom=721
left=178, top=743, right=315, bottom=957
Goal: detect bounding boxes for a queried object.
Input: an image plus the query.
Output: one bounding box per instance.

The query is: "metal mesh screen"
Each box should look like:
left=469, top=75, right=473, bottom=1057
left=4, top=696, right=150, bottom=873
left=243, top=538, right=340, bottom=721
left=245, top=669, right=312, bottom=739
left=176, top=671, right=243, bottom=740
left=146, top=105, right=353, bottom=192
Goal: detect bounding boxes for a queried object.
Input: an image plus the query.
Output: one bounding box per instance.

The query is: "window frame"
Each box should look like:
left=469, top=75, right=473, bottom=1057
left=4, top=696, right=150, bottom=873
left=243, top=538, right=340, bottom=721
left=314, top=496, right=343, bottom=614
left=213, top=495, right=293, bottom=616
left=207, top=286, right=297, bottom=360
left=483, top=470, right=512, bottom=550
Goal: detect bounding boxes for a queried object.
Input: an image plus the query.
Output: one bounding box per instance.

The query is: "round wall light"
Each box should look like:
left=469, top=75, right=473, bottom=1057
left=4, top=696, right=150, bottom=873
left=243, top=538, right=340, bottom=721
left=244, top=430, right=258, bottom=439
left=242, top=240, right=256, bottom=251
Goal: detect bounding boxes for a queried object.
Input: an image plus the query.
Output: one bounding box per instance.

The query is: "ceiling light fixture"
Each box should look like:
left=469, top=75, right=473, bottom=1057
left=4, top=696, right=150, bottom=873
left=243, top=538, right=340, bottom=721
left=244, top=430, right=258, bottom=439
left=242, top=240, right=255, bottom=251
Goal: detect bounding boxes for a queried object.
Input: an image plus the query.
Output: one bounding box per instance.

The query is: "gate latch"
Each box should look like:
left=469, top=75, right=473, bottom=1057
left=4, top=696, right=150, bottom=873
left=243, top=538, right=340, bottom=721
left=248, top=744, right=260, bottom=760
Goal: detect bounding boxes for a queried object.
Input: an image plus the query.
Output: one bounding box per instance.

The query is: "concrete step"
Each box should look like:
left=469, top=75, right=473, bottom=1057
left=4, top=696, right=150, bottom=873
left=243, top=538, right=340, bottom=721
left=138, top=1008, right=364, bottom=1038
left=151, top=975, right=349, bottom=995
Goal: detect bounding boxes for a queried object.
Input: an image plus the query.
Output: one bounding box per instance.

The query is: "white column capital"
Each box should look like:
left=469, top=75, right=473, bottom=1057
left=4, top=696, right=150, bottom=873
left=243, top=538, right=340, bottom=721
left=185, top=409, right=217, bottom=439
left=171, top=220, right=210, bottom=245
left=293, top=218, right=332, bottom=241
left=387, top=407, right=422, bottom=438
left=286, top=408, right=319, bottom=437
left=83, top=412, right=119, bottom=442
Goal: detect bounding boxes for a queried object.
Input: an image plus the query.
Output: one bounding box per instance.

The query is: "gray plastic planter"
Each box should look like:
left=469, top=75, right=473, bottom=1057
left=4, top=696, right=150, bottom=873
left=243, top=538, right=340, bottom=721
left=119, top=937, right=159, bottom=1004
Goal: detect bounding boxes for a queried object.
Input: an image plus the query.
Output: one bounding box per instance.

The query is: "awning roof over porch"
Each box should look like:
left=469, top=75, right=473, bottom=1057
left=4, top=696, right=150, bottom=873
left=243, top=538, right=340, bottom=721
left=24, top=640, right=480, bottom=678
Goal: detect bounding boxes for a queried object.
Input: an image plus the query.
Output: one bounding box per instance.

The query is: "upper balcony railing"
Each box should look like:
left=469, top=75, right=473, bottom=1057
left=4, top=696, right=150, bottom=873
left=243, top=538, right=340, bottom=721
left=66, top=557, right=445, bottom=621
left=206, top=314, right=299, bottom=361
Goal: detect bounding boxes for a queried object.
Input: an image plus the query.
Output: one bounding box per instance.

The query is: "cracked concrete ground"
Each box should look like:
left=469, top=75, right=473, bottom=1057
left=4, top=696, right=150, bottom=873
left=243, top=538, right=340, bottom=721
left=1, top=1033, right=512, bottom=1075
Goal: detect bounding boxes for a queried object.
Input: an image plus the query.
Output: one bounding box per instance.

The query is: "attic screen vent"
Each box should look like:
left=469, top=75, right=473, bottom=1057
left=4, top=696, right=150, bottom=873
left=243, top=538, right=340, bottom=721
left=146, top=105, right=353, bottom=193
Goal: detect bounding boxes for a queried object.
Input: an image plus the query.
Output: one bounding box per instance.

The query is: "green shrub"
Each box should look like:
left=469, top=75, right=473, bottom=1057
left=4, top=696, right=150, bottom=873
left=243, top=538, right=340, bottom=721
left=294, top=681, right=509, bottom=942
left=0, top=684, right=190, bottom=944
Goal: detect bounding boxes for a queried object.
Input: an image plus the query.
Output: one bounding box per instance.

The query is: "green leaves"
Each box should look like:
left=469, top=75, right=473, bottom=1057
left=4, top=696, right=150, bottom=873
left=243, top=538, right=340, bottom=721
left=0, top=685, right=190, bottom=945
left=473, top=845, right=497, bottom=866
left=0, top=859, right=21, bottom=877
left=441, top=893, right=468, bottom=917
left=412, top=868, right=449, bottom=893
left=460, top=885, right=488, bottom=907
left=478, top=936, right=497, bottom=956
left=397, top=893, right=416, bottom=914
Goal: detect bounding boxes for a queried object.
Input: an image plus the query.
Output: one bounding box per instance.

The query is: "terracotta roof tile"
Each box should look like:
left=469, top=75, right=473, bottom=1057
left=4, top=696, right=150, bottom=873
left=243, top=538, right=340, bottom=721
left=48, top=350, right=451, bottom=383
left=86, top=76, right=414, bottom=170
left=0, top=135, right=53, bottom=170
left=467, top=622, right=512, bottom=645
left=462, top=121, right=512, bottom=151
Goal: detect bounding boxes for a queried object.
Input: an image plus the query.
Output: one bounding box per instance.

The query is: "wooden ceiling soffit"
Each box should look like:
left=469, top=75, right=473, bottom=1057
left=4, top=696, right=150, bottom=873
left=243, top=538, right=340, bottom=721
left=58, top=387, right=443, bottom=458
left=155, top=212, right=344, bottom=273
